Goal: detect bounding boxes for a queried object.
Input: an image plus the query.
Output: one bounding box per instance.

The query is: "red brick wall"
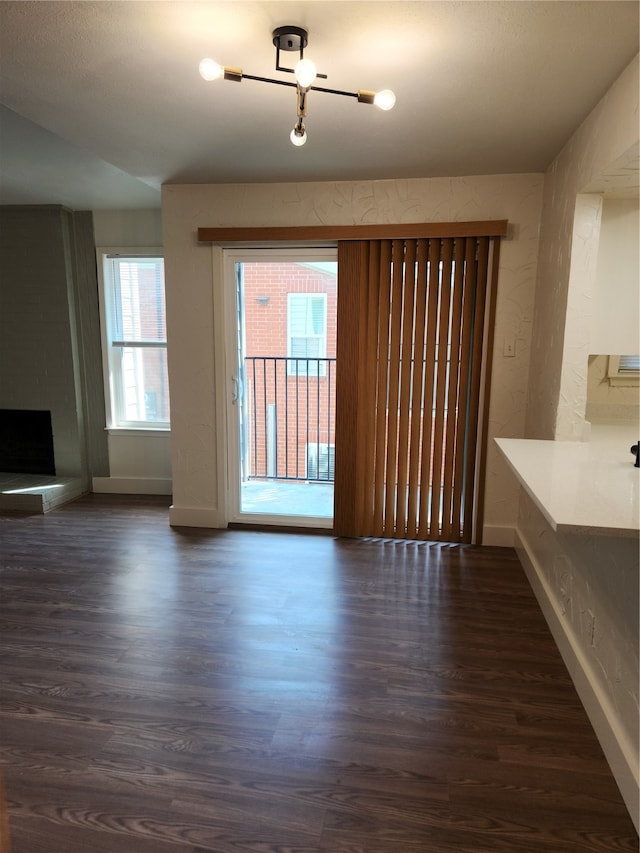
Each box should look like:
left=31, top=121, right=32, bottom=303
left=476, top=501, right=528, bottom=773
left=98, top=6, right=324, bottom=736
left=243, top=262, right=337, bottom=358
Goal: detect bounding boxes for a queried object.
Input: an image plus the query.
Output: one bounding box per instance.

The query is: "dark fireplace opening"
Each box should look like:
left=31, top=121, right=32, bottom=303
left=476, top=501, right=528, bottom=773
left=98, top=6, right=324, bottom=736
left=0, top=409, right=56, bottom=475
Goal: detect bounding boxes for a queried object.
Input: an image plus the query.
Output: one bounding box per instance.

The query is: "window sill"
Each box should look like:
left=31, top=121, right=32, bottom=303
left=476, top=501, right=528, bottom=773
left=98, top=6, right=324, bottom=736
left=106, top=427, right=171, bottom=436
left=607, top=355, right=640, bottom=386
left=607, top=376, right=640, bottom=387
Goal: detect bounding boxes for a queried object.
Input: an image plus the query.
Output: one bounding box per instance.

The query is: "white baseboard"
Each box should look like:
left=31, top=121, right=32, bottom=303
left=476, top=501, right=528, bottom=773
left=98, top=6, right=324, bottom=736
left=169, top=504, right=227, bottom=528
left=482, top=524, right=515, bottom=547
left=514, top=528, right=639, bottom=833
left=92, top=477, right=172, bottom=495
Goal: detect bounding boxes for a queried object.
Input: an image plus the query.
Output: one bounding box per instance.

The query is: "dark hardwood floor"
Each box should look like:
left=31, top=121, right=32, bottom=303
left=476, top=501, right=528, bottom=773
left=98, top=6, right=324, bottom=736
left=0, top=495, right=636, bottom=853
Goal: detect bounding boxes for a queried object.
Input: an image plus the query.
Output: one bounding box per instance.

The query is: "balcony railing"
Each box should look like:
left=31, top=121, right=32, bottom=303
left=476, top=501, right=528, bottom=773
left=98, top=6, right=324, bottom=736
left=243, top=356, right=336, bottom=482
left=242, top=355, right=454, bottom=490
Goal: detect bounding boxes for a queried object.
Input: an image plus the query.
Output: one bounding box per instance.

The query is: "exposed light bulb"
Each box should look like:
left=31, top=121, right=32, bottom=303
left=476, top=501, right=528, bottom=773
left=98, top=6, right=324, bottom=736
left=199, top=58, right=223, bottom=81
left=290, top=126, right=307, bottom=146
left=294, top=58, right=317, bottom=89
left=373, top=89, right=396, bottom=111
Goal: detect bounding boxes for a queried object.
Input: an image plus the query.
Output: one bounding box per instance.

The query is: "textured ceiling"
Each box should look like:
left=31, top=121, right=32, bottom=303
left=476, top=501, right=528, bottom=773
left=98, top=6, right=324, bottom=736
left=0, top=1, right=638, bottom=209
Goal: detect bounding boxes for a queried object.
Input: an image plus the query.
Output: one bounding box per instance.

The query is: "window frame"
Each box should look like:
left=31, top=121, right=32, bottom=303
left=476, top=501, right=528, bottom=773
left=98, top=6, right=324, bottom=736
left=607, top=355, right=640, bottom=387
left=97, top=247, right=170, bottom=431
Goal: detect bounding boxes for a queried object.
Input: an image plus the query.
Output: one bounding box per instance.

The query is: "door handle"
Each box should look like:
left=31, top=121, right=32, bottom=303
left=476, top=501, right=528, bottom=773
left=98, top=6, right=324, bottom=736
left=231, top=376, right=244, bottom=403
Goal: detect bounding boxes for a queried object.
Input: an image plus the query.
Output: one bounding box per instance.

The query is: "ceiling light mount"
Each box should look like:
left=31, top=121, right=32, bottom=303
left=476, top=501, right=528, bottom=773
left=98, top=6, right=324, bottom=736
left=199, top=25, right=396, bottom=146
left=273, top=25, right=308, bottom=54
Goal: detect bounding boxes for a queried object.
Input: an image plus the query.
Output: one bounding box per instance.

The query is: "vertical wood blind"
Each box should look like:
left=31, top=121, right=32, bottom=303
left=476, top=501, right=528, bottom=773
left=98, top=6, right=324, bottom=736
left=334, top=234, right=501, bottom=543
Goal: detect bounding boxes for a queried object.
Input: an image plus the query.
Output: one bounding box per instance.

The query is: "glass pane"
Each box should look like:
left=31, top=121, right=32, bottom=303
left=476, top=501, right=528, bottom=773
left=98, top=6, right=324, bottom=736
left=114, top=258, right=166, bottom=342
left=239, top=260, right=336, bottom=518
left=117, top=346, right=170, bottom=424
left=310, top=295, right=325, bottom=334
left=290, top=336, right=321, bottom=358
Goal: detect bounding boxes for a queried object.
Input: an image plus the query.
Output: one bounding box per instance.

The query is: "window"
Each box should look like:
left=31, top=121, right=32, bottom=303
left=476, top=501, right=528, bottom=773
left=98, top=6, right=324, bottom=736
left=98, top=250, right=170, bottom=428
left=607, top=355, right=640, bottom=387
left=306, top=442, right=335, bottom=481
left=287, top=293, right=327, bottom=376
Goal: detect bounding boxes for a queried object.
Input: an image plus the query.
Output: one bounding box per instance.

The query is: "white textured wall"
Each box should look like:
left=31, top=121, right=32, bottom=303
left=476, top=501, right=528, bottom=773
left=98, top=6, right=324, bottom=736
left=162, top=174, right=543, bottom=535
left=92, top=431, right=172, bottom=495
left=526, top=55, right=639, bottom=441
left=92, top=208, right=163, bottom=247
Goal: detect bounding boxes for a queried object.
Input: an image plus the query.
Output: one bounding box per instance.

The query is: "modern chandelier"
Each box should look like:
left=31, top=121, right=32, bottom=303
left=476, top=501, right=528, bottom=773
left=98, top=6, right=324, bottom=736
left=199, top=25, right=396, bottom=146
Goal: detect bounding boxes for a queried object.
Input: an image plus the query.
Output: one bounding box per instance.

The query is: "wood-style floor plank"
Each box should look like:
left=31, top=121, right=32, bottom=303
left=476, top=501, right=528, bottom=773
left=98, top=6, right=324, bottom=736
left=0, top=495, right=637, bottom=852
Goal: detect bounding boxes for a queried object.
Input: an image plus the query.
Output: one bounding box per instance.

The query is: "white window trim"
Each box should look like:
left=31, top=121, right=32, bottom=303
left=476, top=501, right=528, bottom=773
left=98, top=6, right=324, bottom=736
left=105, top=427, right=170, bottom=436
left=97, top=247, right=170, bottom=430
left=607, top=355, right=640, bottom=387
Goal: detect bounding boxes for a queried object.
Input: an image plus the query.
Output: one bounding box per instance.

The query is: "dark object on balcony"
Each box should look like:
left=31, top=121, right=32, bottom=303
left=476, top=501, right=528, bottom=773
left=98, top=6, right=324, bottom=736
left=631, top=442, right=640, bottom=468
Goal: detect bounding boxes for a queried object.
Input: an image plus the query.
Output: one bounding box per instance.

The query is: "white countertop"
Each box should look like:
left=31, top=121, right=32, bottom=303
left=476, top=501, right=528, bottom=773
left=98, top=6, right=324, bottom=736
left=496, top=423, right=639, bottom=537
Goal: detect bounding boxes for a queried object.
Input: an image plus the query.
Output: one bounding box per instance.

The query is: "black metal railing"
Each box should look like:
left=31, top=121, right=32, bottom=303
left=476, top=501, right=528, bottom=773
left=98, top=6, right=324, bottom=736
left=243, top=356, right=336, bottom=482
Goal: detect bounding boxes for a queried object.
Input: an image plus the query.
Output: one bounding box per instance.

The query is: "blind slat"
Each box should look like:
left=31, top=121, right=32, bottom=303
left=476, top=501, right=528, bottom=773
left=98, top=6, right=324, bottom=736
left=429, top=238, right=454, bottom=535
left=406, top=239, right=429, bottom=538
left=417, top=238, right=442, bottom=540
left=383, top=241, right=405, bottom=537
left=462, top=237, right=490, bottom=543
left=451, top=238, right=477, bottom=539
left=441, top=238, right=466, bottom=541
left=373, top=241, right=393, bottom=536
left=395, top=239, right=417, bottom=536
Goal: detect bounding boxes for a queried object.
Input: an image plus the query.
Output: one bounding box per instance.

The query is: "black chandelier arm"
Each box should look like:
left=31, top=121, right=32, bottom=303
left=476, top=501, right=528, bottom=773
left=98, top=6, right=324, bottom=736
left=310, top=83, right=359, bottom=99
left=237, top=73, right=360, bottom=100
left=241, top=73, right=298, bottom=89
